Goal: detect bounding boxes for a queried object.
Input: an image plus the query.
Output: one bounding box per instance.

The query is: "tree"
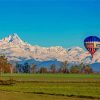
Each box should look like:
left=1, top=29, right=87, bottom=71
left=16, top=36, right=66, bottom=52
left=31, top=64, right=37, bottom=73
left=59, top=61, right=69, bottom=73
left=16, top=63, right=23, bottom=73
left=0, top=55, right=12, bottom=74
left=23, top=62, right=30, bottom=73
left=82, top=65, right=93, bottom=74
left=39, top=67, right=48, bottom=73
left=70, top=66, right=80, bottom=74
left=50, top=64, right=56, bottom=73
left=78, top=63, right=84, bottom=73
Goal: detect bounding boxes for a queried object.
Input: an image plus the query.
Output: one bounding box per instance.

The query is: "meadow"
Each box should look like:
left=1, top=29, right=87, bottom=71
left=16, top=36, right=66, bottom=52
left=0, top=74, right=100, bottom=100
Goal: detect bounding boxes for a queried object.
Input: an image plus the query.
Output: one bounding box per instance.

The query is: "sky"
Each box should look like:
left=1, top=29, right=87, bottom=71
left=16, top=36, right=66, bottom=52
left=0, top=0, right=100, bottom=49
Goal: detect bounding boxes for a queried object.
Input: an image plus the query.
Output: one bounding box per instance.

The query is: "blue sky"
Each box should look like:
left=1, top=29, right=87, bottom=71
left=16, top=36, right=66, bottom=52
left=0, top=0, right=100, bottom=49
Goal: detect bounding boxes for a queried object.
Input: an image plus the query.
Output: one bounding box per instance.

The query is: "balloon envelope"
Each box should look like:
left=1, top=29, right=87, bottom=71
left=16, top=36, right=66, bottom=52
left=84, top=36, right=100, bottom=57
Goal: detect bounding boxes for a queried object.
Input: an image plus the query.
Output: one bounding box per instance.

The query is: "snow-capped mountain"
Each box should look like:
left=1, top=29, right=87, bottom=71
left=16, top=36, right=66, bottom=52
left=0, top=33, right=100, bottom=68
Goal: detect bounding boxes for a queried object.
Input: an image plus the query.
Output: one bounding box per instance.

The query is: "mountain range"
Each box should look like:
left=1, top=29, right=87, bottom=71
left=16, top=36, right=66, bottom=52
left=0, top=33, right=100, bottom=72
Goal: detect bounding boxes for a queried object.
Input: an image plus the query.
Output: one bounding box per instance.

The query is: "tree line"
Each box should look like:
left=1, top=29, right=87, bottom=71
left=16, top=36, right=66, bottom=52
left=0, top=56, right=94, bottom=74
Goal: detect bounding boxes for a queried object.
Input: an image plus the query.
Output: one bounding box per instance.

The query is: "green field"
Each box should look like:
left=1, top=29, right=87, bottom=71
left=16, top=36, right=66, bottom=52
left=0, top=74, right=100, bottom=100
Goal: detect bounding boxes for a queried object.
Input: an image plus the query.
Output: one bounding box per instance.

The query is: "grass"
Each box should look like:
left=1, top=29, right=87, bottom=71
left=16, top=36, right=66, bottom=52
left=0, top=73, right=100, bottom=100
left=0, top=91, right=94, bottom=100
left=2, top=73, right=100, bottom=78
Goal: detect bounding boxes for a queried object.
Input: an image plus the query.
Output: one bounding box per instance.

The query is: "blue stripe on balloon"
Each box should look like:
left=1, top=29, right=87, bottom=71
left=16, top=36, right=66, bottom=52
left=84, top=36, right=100, bottom=42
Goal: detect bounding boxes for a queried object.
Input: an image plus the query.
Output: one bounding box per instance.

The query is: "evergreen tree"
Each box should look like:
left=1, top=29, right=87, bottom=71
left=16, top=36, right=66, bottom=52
left=70, top=65, right=80, bottom=73
left=16, top=63, right=23, bottom=73
left=23, top=62, right=30, bottom=73
left=82, top=65, right=93, bottom=74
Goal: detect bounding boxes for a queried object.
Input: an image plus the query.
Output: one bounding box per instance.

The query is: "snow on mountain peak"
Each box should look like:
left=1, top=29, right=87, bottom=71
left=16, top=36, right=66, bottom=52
left=7, top=33, right=21, bottom=41
left=68, top=47, right=84, bottom=51
left=2, top=33, right=26, bottom=45
left=10, top=33, right=20, bottom=39
left=0, top=34, right=100, bottom=66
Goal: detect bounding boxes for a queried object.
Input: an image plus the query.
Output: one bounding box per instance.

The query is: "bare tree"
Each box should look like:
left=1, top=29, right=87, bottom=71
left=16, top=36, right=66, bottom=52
left=59, top=61, right=69, bottom=73
left=31, top=64, right=37, bottom=73
left=50, top=64, right=57, bottom=73
left=39, top=67, right=48, bottom=73
left=0, top=55, right=13, bottom=80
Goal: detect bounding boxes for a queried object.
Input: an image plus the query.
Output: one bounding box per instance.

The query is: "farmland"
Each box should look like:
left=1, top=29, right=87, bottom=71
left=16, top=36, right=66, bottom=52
left=0, top=74, right=100, bottom=100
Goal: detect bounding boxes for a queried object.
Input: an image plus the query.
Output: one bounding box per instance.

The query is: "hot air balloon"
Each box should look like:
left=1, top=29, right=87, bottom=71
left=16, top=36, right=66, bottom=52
left=84, top=36, right=100, bottom=58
